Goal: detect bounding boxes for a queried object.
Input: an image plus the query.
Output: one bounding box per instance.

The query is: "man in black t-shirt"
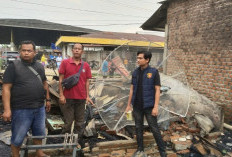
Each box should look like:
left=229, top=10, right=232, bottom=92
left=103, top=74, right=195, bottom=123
left=2, top=40, right=51, bottom=157
left=126, top=51, right=166, bottom=157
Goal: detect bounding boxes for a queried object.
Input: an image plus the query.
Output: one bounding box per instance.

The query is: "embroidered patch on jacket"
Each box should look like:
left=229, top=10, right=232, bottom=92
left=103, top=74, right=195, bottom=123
left=82, top=69, right=86, bottom=72
left=147, top=73, right=152, bottom=78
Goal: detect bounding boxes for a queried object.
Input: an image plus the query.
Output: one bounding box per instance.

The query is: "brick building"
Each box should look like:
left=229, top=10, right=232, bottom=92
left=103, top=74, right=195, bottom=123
left=142, top=0, right=232, bottom=122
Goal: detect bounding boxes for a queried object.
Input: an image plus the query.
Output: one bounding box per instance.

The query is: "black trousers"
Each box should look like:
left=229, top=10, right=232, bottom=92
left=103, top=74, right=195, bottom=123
left=133, top=107, right=166, bottom=154
left=60, top=99, right=86, bottom=136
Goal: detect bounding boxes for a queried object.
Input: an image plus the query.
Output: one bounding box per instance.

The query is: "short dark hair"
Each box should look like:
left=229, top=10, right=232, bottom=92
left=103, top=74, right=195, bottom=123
left=73, top=43, right=84, bottom=50
left=137, top=51, right=152, bottom=63
left=19, top=40, right=36, bottom=51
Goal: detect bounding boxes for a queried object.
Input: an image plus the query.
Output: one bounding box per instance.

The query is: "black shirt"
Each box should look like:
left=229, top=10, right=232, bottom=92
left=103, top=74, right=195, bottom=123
left=3, top=59, right=47, bottom=109
left=134, top=68, right=144, bottom=110
left=132, top=67, right=161, bottom=110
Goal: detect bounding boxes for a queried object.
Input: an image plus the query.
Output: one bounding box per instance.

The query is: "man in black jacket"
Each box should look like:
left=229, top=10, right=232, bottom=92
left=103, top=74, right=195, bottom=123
left=126, top=51, right=166, bottom=157
left=2, top=40, right=51, bottom=157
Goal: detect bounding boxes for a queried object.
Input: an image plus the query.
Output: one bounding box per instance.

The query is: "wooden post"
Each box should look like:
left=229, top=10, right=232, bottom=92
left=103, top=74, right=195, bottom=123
left=163, top=24, right=169, bottom=74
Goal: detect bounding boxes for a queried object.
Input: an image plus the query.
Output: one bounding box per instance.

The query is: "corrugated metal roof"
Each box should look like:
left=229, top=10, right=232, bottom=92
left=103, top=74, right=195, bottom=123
left=56, top=35, right=164, bottom=48
left=0, top=19, right=98, bottom=33
left=141, top=1, right=168, bottom=31
left=80, top=31, right=164, bottom=42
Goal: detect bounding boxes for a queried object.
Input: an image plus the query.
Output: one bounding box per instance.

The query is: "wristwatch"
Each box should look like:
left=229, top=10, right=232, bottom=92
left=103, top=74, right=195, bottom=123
left=46, top=98, right=51, bottom=102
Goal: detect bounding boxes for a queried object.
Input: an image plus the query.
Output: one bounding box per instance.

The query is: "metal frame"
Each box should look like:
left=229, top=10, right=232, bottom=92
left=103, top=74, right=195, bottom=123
left=20, top=133, right=80, bottom=157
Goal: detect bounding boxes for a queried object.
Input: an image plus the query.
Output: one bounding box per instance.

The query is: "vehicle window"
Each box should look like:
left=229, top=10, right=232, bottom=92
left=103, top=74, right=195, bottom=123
left=2, top=51, right=19, bottom=56
left=1, top=51, right=20, bottom=69
left=8, top=52, right=19, bottom=54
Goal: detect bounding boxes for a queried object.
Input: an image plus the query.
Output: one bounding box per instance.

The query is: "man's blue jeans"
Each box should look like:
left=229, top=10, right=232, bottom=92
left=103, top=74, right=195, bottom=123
left=11, top=106, right=46, bottom=146
left=133, top=107, right=166, bottom=153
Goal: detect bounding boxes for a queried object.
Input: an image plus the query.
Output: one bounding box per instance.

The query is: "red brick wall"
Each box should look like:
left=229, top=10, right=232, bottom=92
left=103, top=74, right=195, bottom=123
left=166, top=0, right=232, bottom=122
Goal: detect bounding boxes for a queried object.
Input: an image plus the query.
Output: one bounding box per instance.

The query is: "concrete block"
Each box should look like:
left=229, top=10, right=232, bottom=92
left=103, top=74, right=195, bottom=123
left=98, top=153, right=111, bottom=157
left=173, top=140, right=192, bottom=151
left=111, top=150, right=126, bottom=156
left=167, top=153, right=178, bottom=157
left=127, top=148, right=137, bottom=153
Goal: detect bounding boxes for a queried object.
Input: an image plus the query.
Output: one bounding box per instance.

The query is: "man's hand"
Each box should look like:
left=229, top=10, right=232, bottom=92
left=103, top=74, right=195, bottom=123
left=59, top=95, right=66, bottom=105
left=125, top=105, right=132, bottom=113
left=152, top=106, right=158, bottom=116
left=86, top=97, right=95, bottom=107
left=3, top=110, right=11, bottom=122
left=45, top=101, right=51, bottom=112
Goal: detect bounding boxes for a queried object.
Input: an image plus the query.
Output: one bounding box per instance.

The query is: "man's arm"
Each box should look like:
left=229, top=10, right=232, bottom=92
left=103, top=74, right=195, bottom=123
left=125, top=85, right=133, bottom=112
left=59, top=74, right=66, bottom=104
left=85, top=79, right=94, bottom=106
left=152, top=85, right=160, bottom=116
left=43, top=81, right=51, bottom=112
left=2, top=83, right=13, bottom=121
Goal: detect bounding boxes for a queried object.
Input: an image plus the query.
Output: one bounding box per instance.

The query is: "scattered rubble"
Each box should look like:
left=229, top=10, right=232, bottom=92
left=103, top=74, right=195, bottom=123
left=193, top=113, right=214, bottom=136
left=66, top=106, right=231, bottom=157
left=0, top=72, right=231, bottom=157
left=0, top=130, right=11, bottom=145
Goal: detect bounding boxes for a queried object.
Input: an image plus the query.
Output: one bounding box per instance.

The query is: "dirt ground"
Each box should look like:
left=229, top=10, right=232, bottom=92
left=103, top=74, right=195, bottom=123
left=0, top=105, right=11, bottom=157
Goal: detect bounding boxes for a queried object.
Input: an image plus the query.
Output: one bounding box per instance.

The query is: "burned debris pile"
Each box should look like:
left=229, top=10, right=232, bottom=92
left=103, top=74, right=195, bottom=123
left=81, top=115, right=232, bottom=157
left=45, top=79, right=232, bottom=157
left=0, top=70, right=231, bottom=157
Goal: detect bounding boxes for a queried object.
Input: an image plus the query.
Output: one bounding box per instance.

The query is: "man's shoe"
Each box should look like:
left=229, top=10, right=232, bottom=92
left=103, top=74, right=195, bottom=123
left=78, top=139, right=85, bottom=149
left=139, top=151, right=147, bottom=157
left=132, top=150, right=147, bottom=157
left=160, top=151, right=167, bottom=157
left=132, top=150, right=140, bottom=157
left=77, top=150, right=84, bottom=157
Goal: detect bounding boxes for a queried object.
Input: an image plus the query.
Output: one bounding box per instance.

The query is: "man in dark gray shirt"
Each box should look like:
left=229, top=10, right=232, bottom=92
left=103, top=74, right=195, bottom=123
left=2, top=40, right=51, bottom=157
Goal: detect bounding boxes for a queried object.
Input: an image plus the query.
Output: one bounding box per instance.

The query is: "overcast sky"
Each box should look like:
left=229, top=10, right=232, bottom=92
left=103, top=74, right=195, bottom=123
left=0, top=0, right=164, bottom=36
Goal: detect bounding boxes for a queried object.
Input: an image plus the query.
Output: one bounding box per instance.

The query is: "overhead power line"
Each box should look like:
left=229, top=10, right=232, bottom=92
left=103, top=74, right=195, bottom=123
left=97, top=0, right=154, bottom=11
left=73, top=23, right=142, bottom=26
left=0, top=12, right=34, bottom=19
left=135, top=0, right=158, bottom=5
left=0, top=16, right=142, bottom=27
left=0, top=6, right=145, bottom=21
left=9, top=0, right=147, bottom=18
left=51, top=19, right=140, bottom=22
